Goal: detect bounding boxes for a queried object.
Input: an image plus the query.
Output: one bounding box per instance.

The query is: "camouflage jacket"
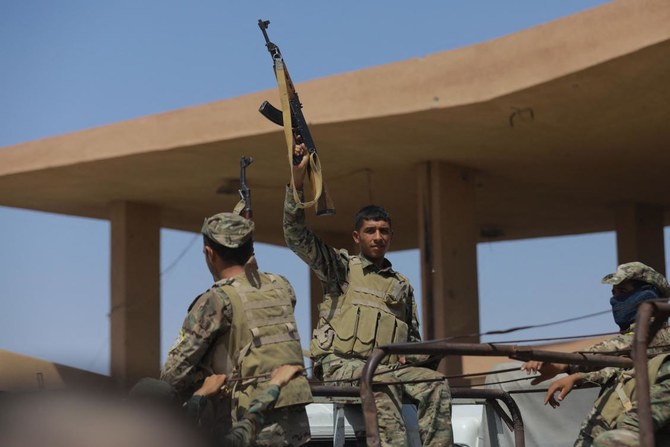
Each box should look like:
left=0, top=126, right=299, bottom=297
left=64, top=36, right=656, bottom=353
left=161, top=285, right=235, bottom=396
left=612, top=355, right=670, bottom=434
left=572, top=324, right=670, bottom=386
left=283, top=187, right=422, bottom=347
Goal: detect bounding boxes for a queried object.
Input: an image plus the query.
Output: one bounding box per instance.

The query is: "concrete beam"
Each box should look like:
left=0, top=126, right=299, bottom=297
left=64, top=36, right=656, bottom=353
left=614, top=203, right=666, bottom=275
left=110, top=201, right=161, bottom=388
left=418, top=162, right=480, bottom=376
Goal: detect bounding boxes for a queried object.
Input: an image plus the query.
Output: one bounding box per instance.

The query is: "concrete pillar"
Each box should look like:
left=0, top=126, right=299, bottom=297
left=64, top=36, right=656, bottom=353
left=417, top=162, right=479, bottom=376
left=614, top=203, right=666, bottom=275
left=110, top=201, right=161, bottom=389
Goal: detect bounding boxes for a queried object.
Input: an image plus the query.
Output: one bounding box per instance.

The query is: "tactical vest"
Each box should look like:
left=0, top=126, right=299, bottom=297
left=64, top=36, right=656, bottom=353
left=595, top=353, right=670, bottom=430
left=311, top=256, right=410, bottom=364
left=208, top=272, right=312, bottom=413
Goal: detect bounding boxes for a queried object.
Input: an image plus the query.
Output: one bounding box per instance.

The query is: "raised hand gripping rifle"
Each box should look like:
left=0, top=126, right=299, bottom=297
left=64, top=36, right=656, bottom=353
left=238, top=156, right=253, bottom=219
left=257, top=19, right=335, bottom=216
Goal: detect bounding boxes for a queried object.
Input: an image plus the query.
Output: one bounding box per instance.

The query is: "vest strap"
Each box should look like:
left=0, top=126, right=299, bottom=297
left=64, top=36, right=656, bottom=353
left=320, top=308, right=341, bottom=319
left=252, top=326, right=300, bottom=347
left=352, top=286, right=386, bottom=299
left=237, top=342, right=252, bottom=367
left=246, top=315, right=295, bottom=328
left=615, top=381, right=634, bottom=412
left=241, top=297, right=292, bottom=310
left=388, top=281, right=405, bottom=299
left=236, top=283, right=285, bottom=295
left=351, top=296, right=394, bottom=315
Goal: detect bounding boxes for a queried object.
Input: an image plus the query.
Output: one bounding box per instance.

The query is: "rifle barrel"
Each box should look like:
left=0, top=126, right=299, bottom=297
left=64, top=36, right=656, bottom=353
left=258, top=19, right=280, bottom=59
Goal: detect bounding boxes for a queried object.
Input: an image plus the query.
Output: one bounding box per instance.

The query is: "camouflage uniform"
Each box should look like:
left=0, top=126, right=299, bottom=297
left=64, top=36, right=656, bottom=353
left=588, top=356, right=670, bottom=447
left=572, top=327, right=670, bottom=446
left=222, top=385, right=283, bottom=447
left=573, top=262, right=670, bottom=446
left=283, top=187, right=453, bottom=447
left=161, top=212, right=311, bottom=446
left=130, top=377, right=282, bottom=447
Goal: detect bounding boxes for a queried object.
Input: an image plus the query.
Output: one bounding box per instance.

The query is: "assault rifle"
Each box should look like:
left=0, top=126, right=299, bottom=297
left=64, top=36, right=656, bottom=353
left=257, top=19, right=335, bottom=216
left=238, top=156, right=253, bottom=219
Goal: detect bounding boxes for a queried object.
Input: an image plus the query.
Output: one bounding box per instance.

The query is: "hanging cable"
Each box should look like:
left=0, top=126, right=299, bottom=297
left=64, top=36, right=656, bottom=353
left=418, top=308, right=612, bottom=345
left=161, top=233, right=200, bottom=278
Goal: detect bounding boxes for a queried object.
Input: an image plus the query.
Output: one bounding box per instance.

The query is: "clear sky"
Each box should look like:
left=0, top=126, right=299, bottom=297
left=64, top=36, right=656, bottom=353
left=4, top=0, right=659, bottom=377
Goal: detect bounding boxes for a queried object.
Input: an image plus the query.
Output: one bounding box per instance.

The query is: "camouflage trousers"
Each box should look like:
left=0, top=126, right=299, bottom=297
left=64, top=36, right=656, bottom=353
left=592, top=429, right=670, bottom=446
left=250, top=405, right=311, bottom=447
left=592, top=429, right=638, bottom=447
left=321, top=354, right=453, bottom=447
left=574, top=401, right=613, bottom=447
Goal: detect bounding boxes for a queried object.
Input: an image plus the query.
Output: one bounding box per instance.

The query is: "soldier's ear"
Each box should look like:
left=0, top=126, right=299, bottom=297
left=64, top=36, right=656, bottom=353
left=203, top=245, right=216, bottom=263
left=352, top=230, right=361, bottom=244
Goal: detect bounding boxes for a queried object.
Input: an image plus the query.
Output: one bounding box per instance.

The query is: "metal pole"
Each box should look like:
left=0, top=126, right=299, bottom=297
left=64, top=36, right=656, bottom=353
left=359, top=342, right=633, bottom=447
left=360, top=348, right=386, bottom=447
left=633, top=302, right=655, bottom=447
left=311, top=384, right=526, bottom=447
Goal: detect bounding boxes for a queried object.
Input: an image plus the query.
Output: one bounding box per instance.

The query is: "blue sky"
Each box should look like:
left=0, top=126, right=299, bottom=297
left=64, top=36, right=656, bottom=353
left=2, top=0, right=653, bottom=376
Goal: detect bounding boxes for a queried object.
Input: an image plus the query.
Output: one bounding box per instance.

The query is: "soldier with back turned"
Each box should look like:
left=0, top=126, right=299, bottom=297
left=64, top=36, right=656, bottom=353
left=161, top=212, right=312, bottom=446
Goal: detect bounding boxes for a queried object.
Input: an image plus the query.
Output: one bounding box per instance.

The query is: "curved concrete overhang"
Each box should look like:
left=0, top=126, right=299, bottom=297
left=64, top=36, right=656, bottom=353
left=1, top=0, right=669, bottom=249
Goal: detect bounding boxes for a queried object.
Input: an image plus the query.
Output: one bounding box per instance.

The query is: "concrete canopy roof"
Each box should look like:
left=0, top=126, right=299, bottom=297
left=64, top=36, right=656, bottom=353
left=1, top=0, right=669, bottom=250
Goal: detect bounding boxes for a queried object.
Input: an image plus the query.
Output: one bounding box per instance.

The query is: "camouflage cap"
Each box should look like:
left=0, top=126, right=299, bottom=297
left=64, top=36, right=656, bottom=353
left=201, top=212, right=254, bottom=248
left=601, top=262, right=670, bottom=296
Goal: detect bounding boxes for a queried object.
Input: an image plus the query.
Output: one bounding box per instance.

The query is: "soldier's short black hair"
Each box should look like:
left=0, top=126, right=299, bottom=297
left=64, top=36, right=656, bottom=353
left=354, top=205, right=392, bottom=230
left=203, top=235, right=253, bottom=265
left=631, top=279, right=651, bottom=289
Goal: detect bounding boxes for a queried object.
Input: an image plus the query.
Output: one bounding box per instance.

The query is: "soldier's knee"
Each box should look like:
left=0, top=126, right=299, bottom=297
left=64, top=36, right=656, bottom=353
left=592, top=429, right=639, bottom=447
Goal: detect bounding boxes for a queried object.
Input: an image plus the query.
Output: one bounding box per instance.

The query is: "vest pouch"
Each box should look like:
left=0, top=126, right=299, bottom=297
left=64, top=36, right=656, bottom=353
left=384, top=283, right=408, bottom=321
left=595, top=381, right=629, bottom=429
left=310, top=325, right=335, bottom=358
left=331, top=305, right=361, bottom=356
left=351, top=306, right=382, bottom=357
left=376, top=311, right=406, bottom=364
left=393, top=318, right=408, bottom=344
left=596, top=355, right=670, bottom=430
left=374, top=311, right=398, bottom=346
